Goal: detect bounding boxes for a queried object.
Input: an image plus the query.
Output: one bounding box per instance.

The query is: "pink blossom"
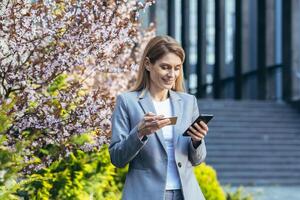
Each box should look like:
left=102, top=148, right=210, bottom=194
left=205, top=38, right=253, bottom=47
left=0, top=0, right=156, bottom=170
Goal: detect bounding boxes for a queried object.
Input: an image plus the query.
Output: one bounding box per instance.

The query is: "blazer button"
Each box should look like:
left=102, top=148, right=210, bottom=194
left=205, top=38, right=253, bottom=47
left=178, top=162, right=182, bottom=168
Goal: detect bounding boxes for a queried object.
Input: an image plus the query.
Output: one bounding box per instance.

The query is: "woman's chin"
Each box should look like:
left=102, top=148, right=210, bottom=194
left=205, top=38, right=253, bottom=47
left=162, top=84, right=173, bottom=90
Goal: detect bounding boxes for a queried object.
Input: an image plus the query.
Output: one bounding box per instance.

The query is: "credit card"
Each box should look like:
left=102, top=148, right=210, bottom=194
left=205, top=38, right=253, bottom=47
left=164, top=116, right=177, bottom=125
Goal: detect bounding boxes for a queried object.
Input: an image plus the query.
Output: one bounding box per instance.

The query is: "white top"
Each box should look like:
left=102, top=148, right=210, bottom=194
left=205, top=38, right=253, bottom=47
left=152, top=98, right=181, bottom=190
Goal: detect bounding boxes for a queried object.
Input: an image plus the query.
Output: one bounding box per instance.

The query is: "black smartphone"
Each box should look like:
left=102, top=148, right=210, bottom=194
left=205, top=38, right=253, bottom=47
left=183, top=114, right=214, bottom=136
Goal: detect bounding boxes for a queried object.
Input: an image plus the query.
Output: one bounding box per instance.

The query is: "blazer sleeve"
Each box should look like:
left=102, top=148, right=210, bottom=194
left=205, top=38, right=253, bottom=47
left=188, top=96, right=207, bottom=166
left=109, top=94, right=147, bottom=168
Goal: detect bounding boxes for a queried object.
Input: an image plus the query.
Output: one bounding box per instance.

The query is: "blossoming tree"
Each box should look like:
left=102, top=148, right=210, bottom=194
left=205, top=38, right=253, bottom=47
left=0, top=0, right=155, bottom=169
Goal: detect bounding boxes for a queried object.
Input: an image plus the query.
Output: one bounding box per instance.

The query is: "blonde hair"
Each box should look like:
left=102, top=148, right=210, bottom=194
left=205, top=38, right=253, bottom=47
left=131, top=35, right=186, bottom=92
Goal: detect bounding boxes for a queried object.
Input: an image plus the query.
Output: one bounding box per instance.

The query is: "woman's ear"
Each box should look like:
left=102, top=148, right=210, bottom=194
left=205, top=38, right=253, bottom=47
left=145, top=57, right=151, bottom=71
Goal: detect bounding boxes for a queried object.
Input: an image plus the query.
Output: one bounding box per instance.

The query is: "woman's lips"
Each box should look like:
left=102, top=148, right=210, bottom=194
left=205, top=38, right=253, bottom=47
left=163, top=79, right=174, bottom=85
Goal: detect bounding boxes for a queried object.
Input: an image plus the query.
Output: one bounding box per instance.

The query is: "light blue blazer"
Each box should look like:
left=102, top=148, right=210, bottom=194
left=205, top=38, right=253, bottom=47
left=109, top=89, right=206, bottom=200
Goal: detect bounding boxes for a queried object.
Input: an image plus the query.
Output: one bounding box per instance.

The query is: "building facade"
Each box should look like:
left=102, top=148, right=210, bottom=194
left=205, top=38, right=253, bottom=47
left=146, top=0, right=300, bottom=104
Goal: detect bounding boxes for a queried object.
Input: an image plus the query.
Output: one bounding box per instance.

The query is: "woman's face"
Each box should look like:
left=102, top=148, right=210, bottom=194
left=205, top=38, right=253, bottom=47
left=147, top=53, right=182, bottom=91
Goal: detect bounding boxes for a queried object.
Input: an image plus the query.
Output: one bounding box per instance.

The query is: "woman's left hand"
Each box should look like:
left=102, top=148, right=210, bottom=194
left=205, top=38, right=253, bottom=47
left=187, top=121, right=209, bottom=142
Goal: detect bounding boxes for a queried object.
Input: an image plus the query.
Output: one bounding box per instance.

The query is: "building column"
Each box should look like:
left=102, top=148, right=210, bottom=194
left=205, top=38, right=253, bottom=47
left=167, top=0, right=176, bottom=37
left=257, top=0, right=267, bottom=100
left=234, top=0, right=243, bottom=99
left=196, top=0, right=207, bottom=98
left=181, top=0, right=191, bottom=91
left=266, top=0, right=276, bottom=99
left=282, top=0, right=292, bottom=101
left=149, top=2, right=156, bottom=24
left=214, top=0, right=225, bottom=99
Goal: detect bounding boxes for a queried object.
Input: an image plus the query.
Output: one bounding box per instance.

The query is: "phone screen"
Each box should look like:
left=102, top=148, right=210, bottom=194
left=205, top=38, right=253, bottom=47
left=182, top=114, right=214, bottom=136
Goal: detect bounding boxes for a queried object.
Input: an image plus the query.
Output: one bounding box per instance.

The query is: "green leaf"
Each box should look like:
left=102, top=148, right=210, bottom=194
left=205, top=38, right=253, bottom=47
left=70, top=133, right=92, bottom=146
left=47, top=74, right=68, bottom=95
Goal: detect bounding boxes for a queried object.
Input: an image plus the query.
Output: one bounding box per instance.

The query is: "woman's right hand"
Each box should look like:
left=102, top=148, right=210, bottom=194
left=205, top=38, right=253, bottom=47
left=137, top=112, right=171, bottom=138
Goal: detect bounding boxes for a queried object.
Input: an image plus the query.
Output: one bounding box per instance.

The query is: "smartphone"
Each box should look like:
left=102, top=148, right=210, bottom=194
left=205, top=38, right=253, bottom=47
left=183, top=114, right=214, bottom=136
left=163, top=116, right=177, bottom=125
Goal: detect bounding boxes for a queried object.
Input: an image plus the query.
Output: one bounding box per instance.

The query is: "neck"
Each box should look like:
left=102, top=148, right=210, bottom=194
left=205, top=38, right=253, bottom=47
left=149, top=85, right=169, bottom=101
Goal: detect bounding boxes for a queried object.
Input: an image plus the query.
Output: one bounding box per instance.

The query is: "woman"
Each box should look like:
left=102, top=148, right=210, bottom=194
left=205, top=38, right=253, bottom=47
left=109, top=35, right=208, bottom=200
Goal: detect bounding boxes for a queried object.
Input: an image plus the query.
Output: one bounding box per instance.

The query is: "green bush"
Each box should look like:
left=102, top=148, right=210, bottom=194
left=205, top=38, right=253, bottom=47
left=0, top=99, right=29, bottom=200
left=194, top=163, right=227, bottom=200
left=0, top=135, right=23, bottom=200
left=19, top=145, right=122, bottom=200
left=1, top=132, right=252, bottom=200
left=226, top=187, right=254, bottom=200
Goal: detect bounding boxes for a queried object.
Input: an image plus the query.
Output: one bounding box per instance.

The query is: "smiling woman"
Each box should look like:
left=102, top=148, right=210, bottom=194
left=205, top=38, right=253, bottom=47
left=132, top=36, right=185, bottom=93
left=109, top=35, right=209, bottom=200
left=146, top=53, right=182, bottom=95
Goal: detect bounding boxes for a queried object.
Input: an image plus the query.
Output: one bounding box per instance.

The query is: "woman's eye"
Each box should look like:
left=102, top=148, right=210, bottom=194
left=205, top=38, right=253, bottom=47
left=161, top=65, right=168, bottom=70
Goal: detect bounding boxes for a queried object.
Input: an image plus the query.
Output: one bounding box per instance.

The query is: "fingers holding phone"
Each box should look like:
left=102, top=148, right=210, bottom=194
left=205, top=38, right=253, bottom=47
left=187, top=121, right=209, bottom=142
left=183, top=114, right=213, bottom=139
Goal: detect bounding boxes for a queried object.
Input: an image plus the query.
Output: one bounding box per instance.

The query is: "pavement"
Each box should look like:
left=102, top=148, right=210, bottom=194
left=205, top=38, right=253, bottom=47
left=223, top=186, right=300, bottom=200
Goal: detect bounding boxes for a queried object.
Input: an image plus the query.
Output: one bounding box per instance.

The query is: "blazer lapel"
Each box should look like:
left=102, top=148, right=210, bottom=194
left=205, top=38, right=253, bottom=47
left=169, top=90, right=183, bottom=146
left=138, top=89, right=167, bottom=154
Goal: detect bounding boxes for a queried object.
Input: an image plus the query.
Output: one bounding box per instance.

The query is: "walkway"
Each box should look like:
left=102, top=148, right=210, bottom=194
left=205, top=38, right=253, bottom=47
left=224, top=186, right=300, bottom=200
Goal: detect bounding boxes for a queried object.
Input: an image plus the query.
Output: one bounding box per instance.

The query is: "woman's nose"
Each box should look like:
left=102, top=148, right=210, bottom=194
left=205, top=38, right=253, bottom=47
left=167, top=69, right=175, bottom=77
